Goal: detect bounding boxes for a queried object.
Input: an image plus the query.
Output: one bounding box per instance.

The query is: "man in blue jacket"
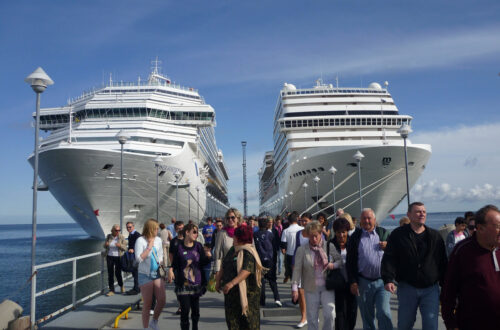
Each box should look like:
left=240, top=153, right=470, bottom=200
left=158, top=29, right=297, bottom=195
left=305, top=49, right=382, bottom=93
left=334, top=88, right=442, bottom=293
left=125, top=221, right=141, bottom=295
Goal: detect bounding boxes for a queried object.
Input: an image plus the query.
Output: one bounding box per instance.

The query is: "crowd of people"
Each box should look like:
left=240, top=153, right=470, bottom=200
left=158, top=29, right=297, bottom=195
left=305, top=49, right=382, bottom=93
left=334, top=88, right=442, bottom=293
left=102, top=203, right=500, bottom=330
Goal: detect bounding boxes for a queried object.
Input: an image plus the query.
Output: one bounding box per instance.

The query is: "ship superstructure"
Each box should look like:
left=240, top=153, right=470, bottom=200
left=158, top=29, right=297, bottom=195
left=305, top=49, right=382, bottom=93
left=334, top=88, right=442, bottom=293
left=29, top=62, right=229, bottom=238
left=259, top=79, right=431, bottom=220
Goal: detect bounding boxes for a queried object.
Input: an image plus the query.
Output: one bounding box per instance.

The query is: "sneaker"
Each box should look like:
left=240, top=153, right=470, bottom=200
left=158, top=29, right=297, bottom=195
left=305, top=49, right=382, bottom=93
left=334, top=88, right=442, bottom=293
left=275, top=300, right=282, bottom=307
left=283, top=276, right=289, bottom=283
left=148, top=318, right=159, bottom=330
left=296, top=320, right=307, bottom=328
left=121, top=286, right=125, bottom=293
left=106, top=291, right=115, bottom=297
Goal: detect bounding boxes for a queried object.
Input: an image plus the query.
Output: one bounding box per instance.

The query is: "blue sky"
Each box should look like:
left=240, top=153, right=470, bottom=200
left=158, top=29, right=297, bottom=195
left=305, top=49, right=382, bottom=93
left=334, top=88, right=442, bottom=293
left=1, top=0, right=500, bottom=224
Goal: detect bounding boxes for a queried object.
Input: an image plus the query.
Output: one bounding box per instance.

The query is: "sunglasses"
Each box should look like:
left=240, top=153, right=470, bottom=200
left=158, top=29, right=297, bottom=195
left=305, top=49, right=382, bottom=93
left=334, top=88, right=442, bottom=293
left=192, top=231, right=198, bottom=235
left=226, top=216, right=236, bottom=221
left=126, top=226, right=132, bottom=229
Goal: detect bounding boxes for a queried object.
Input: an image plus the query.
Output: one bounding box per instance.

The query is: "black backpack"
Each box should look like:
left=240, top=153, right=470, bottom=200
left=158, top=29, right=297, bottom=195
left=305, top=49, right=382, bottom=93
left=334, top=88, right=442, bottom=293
left=120, top=251, right=136, bottom=272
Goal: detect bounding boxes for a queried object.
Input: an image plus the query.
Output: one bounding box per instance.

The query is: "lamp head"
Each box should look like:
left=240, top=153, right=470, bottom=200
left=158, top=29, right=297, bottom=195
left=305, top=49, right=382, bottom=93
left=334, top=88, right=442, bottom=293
left=302, top=182, right=308, bottom=188
left=397, top=123, right=412, bottom=139
left=313, top=176, right=320, bottom=183
left=153, top=155, right=163, bottom=166
left=328, top=166, right=337, bottom=174
left=25, top=67, right=54, bottom=93
left=116, top=130, right=130, bottom=144
left=353, top=150, right=365, bottom=162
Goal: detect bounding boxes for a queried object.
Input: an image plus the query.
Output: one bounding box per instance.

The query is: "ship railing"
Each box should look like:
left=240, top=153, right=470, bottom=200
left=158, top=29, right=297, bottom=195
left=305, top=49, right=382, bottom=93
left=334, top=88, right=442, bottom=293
left=32, top=251, right=131, bottom=326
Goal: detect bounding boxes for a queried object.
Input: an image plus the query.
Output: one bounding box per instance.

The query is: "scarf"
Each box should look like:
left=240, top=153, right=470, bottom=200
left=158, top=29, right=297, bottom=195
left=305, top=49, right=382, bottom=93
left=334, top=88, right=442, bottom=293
left=234, top=244, right=266, bottom=316
left=309, top=241, right=328, bottom=271
left=224, top=226, right=235, bottom=238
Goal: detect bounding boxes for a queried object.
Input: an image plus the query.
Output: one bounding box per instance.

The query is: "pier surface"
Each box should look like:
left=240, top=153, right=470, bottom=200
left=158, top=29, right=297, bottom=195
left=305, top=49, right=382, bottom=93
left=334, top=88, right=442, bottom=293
left=42, top=273, right=445, bottom=329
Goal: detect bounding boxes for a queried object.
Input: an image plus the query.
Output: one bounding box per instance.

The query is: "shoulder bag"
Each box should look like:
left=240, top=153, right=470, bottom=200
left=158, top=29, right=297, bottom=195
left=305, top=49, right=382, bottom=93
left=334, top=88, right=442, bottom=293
left=325, top=241, right=346, bottom=291
left=151, top=246, right=167, bottom=279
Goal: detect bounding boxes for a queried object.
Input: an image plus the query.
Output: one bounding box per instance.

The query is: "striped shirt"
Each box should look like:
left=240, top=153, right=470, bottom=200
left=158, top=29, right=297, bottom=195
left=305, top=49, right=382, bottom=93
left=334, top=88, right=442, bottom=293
left=358, top=229, right=384, bottom=279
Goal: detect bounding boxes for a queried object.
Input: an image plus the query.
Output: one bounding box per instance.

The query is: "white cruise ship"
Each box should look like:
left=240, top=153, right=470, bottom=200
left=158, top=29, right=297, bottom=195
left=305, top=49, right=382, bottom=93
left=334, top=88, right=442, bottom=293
left=259, top=79, right=431, bottom=221
left=29, top=63, right=229, bottom=238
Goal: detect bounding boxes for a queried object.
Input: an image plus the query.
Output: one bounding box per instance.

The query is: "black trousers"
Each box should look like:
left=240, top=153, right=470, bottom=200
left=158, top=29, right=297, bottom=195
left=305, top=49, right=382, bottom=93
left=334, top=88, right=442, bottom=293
left=260, top=259, right=280, bottom=305
left=334, top=283, right=358, bottom=330
left=131, top=267, right=139, bottom=291
left=178, top=294, right=200, bottom=330
left=284, top=254, right=294, bottom=279
left=106, top=255, right=123, bottom=292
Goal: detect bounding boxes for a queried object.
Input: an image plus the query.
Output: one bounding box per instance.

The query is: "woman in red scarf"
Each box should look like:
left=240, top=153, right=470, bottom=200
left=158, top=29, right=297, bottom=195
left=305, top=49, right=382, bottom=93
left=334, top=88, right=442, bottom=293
left=292, top=221, right=343, bottom=329
left=213, top=208, right=242, bottom=275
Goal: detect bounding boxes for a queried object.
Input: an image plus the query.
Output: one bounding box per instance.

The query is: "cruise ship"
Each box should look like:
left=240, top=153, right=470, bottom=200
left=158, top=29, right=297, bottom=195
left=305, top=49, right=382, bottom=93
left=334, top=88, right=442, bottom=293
left=29, top=62, right=229, bottom=238
left=259, top=79, right=431, bottom=221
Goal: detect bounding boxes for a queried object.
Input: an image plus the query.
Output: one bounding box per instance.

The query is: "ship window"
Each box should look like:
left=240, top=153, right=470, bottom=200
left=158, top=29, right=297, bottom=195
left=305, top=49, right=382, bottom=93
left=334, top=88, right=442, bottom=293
left=306, top=169, right=311, bottom=174
left=302, top=171, right=306, bottom=175
left=347, top=163, right=357, bottom=167
left=102, top=164, right=114, bottom=170
left=312, top=168, right=317, bottom=173
left=318, top=167, right=324, bottom=171
left=159, top=171, right=166, bottom=177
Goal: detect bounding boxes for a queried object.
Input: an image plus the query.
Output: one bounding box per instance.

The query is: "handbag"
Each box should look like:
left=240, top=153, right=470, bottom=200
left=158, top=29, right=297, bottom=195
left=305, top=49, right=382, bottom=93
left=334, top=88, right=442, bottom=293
left=151, top=247, right=167, bottom=279
left=207, top=273, right=216, bottom=292
left=325, top=242, right=347, bottom=291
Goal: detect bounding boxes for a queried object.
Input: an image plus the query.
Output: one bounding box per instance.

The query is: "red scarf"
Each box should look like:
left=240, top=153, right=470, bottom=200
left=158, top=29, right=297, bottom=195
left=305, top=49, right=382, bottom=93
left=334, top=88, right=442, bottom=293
left=224, top=226, right=235, bottom=238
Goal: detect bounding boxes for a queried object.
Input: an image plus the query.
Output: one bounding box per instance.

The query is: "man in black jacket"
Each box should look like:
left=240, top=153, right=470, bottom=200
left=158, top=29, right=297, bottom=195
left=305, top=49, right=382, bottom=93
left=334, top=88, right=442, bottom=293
left=346, top=208, right=393, bottom=330
left=125, top=221, right=141, bottom=294
left=381, top=202, right=447, bottom=330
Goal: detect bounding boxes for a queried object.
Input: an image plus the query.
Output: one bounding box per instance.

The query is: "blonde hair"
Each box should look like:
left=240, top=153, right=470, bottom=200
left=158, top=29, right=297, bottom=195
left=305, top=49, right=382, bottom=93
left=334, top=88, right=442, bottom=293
left=142, top=218, right=159, bottom=239
left=342, top=213, right=355, bottom=230
left=225, top=208, right=242, bottom=225
left=305, top=220, right=323, bottom=236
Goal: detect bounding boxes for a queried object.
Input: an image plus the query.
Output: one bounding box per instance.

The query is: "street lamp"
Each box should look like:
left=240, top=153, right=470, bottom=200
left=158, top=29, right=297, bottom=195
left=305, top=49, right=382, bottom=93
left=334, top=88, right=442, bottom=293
left=313, top=176, right=320, bottom=212
left=116, top=130, right=130, bottom=234
left=196, top=186, right=200, bottom=222
left=328, top=166, right=337, bottom=215
left=353, top=150, right=365, bottom=214
left=186, top=179, right=191, bottom=221
left=174, top=170, right=181, bottom=220
left=153, top=155, right=163, bottom=220
left=25, top=67, right=53, bottom=330
left=302, top=182, right=308, bottom=211
left=398, top=123, right=413, bottom=209
left=289, top=191, right=293, bottom=211
left=284, top=194, right=288, bottom=211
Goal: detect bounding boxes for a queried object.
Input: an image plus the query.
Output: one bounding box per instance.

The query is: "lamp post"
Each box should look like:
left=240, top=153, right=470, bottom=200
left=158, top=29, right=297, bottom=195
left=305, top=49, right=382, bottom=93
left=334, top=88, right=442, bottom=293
left=353, top=150, right=365, bottom=214
left=116, top=130, right=129, bottom=234
left=398, top=123, right=412, bottom=209
left=302, top=182, right=308, bottom=211
left=174, top=170, right=181, bottom=220
left=25, top=67, right=53, bottom=330
left=289, top=191, right=294, bottom=211
left=196, top=186, right=200, bottom=222
left=313, top=176, right=320, bottom=212
left=153, top=156, right=163, bottom=220
left=284, top=194, right=288, bottom=211
left=328, top=166, right=337, bottom=215
left=186, top=179, right=191, bottom=221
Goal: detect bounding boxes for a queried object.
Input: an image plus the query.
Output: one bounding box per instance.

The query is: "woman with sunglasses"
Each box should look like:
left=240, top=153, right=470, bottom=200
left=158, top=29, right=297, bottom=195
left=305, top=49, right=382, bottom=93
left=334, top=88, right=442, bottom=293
left=168, top=223, right=211, bottom=330
left=213, top=208, right=242, bottom=274
left=103, top=224, right=127, bottom=296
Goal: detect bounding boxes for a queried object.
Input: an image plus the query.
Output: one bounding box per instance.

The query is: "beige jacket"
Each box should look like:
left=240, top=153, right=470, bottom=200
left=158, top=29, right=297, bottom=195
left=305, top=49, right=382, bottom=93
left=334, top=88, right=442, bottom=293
left=292, top=240, right=342, bottom=292
left=213, top=230, right=234, bottom=272
left=103, top=233, right=127, bottom=257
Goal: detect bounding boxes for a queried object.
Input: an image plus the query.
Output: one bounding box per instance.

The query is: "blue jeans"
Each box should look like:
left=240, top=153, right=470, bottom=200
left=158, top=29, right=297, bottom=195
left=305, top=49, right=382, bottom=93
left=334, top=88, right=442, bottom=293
left=357, top=277, right=393, bottom=330
left=397, top=282, right=439, bottom=330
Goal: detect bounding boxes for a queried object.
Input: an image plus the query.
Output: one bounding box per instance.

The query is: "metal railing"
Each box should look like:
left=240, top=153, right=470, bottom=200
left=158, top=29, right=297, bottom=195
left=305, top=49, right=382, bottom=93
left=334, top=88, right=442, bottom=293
left=32, top=251, right=112, bottom=326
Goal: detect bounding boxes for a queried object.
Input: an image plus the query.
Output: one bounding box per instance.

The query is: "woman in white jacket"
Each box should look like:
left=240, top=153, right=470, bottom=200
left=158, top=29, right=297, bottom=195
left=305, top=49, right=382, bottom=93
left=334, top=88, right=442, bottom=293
left=135, top=219, right=165, bottom=330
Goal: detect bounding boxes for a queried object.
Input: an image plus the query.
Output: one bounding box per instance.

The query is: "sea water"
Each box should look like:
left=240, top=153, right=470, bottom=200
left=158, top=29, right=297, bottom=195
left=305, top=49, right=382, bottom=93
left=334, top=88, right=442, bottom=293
left=0, top=212, right=465, bottom=321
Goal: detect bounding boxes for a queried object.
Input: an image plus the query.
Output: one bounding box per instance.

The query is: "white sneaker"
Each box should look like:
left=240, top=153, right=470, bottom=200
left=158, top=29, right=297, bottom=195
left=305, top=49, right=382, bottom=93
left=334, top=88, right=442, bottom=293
left=275, top=300, right=282, bottom=307
left=296, top=320, right=307, bottom=328
left=148, top=318, right=159, bottom=330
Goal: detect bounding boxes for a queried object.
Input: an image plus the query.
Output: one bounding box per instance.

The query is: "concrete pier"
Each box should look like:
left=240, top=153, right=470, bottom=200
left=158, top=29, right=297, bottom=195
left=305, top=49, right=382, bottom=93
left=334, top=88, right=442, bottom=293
left=42, top=273, right=445, bottom=329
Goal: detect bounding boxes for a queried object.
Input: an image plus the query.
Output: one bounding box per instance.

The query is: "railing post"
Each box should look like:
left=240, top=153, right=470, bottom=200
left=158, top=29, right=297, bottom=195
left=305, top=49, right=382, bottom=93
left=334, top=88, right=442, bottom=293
left=72, top=259, right=77, bottom=309
left=31, top=268, right=36, bottom=329
left=101, top=255, right=105, bottom=293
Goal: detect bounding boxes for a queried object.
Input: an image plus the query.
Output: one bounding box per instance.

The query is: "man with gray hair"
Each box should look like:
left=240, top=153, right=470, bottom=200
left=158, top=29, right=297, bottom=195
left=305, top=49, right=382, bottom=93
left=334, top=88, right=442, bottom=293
left=346, top=208, right=392, bottom=330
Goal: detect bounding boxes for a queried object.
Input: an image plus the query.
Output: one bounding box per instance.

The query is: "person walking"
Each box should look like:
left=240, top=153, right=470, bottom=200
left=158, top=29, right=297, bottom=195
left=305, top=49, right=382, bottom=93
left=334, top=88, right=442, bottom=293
left=441, top=204, right=500, bottom=330
left=104, top=224, right=127, bottom=296
left=216, top=224, right=265, bottom=330
left=255, top=218, right=281, bottom=307
left=445, top=216, right=469, bottom=257
left=169, top=223, right=211, bottom=330
left=382, top=202, right=447, bottom=330
left=346, top=208, right=392, bottom=330
left=126, top=221, right=141, bottom=295
left=331, top=218, right=358, bottom=330
left=281, top=212, right=303, bottom=284
left=135, top=219, right=166, bottom=330
left=274, top=216, right=284, bottom=275
left=213, top=208, right=242, bottom=275
left=291, top=221, right=342, bottom=330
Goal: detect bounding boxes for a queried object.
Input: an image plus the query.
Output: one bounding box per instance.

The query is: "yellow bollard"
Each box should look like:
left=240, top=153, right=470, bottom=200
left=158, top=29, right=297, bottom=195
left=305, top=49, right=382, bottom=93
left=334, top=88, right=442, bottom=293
left=113, top=306, right=132, bottom=328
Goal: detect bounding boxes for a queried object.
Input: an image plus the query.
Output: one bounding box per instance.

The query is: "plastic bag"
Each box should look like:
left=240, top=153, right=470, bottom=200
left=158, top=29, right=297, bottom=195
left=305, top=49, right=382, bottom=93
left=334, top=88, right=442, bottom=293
left=207, top=273, right=216, bottom=292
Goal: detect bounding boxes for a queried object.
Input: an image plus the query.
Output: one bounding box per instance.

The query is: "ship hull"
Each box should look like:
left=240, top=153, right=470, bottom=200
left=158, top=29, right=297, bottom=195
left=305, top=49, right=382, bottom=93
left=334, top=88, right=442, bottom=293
left=30, top=145, right=221, bottom=238
left=260, top=143, right=431, bottom=221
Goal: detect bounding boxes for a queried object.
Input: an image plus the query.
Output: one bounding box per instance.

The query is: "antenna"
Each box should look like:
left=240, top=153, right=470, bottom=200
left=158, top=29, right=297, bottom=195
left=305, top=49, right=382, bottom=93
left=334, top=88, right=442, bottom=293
left=336, top=75, right=339, bottom=88
left=151, top=57, right=161, bottom=74
left=241, top=141, right=248, bottom=217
